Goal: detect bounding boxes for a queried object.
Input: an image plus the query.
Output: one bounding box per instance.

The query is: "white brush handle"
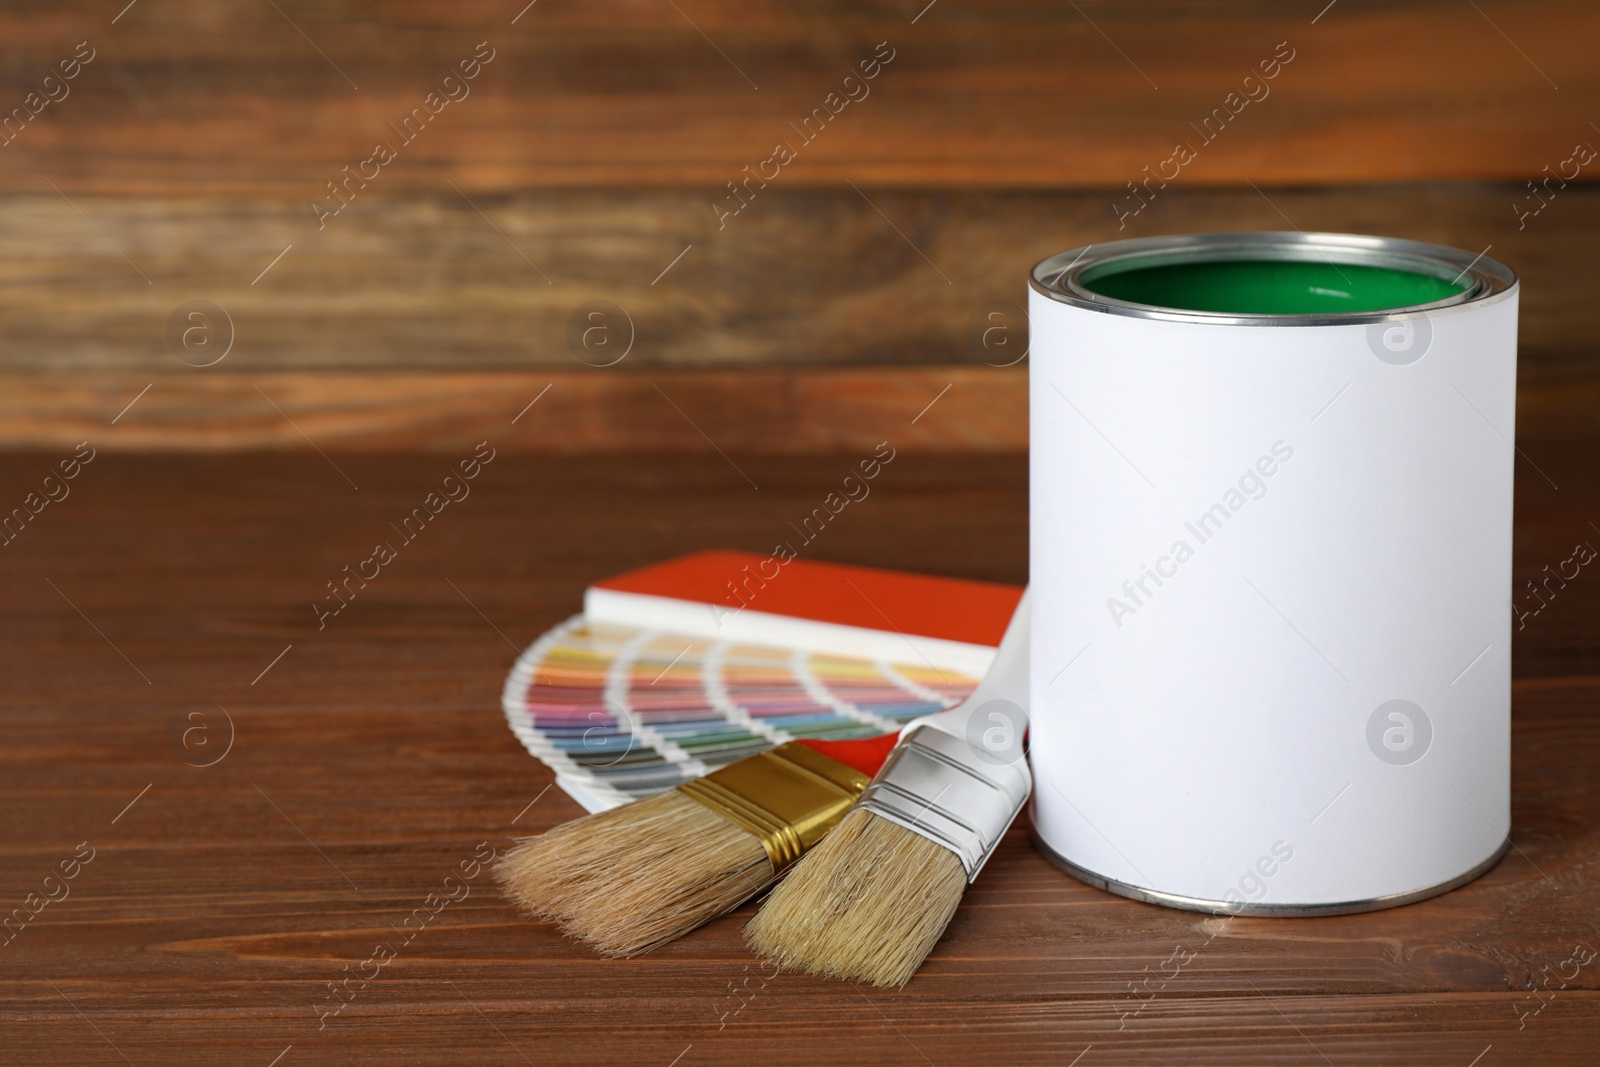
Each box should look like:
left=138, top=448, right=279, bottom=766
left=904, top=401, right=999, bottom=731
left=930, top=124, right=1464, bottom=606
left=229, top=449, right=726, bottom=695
left=858, top=586, right=1032, bottom=880
left=902, top=586, right=1029, bottom=740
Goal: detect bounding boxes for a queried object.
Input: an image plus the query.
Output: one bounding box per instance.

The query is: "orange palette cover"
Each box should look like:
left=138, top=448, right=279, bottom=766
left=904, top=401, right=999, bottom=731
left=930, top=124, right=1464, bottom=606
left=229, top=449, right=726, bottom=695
left=584, top=550, right=1022, bottom=674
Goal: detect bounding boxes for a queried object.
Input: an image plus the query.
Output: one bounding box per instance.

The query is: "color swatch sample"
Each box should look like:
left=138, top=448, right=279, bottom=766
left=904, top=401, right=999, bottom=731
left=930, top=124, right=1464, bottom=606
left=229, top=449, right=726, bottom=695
left=502, top=615, right=979, bottom=810
left=587, top=549, right=1023, bottom=677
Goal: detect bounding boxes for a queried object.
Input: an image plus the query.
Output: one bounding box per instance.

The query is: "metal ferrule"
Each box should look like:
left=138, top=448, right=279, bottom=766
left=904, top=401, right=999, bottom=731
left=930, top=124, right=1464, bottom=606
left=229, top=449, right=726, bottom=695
left=676, top=742, right=871, bottom=871
left=856, top=724, right=1032, bottom=882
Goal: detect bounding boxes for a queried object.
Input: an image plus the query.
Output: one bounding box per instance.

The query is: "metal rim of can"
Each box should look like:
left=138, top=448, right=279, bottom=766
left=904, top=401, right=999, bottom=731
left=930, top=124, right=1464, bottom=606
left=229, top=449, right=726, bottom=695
left=1030, top=231, right=1518, bottom=328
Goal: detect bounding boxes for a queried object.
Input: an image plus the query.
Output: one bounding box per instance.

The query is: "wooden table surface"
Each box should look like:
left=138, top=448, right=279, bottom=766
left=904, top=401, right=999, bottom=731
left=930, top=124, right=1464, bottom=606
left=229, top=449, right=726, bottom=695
left=2, top=449, right=1596, bottom=1066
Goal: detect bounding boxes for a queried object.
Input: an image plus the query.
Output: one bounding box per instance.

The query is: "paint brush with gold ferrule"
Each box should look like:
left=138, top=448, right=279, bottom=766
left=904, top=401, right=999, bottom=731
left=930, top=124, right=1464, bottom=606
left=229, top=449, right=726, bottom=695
left=495, top=732, right=899, bottom=957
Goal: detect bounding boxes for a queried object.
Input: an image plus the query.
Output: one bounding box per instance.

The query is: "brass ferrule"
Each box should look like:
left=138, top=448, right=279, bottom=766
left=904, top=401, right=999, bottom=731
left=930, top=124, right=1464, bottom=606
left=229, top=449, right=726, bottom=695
left=676, top=742, right=871, bottom=870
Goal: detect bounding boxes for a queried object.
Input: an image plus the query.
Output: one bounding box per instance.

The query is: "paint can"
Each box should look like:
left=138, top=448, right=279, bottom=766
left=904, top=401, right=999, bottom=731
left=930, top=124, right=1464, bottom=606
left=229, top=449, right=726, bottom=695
left=1027, top=232, right=1517, bottom=914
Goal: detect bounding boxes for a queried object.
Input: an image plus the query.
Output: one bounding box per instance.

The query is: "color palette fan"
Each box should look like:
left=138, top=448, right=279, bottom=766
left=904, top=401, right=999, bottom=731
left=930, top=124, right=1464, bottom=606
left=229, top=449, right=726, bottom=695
left=500, top=552, right=1023, bottom=811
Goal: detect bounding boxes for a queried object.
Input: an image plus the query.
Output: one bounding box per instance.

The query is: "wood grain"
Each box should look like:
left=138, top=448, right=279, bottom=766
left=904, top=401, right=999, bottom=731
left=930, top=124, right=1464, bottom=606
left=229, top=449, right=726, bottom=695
left=0, top=365, right=1591, bottom=460
left=1, top=184, right=1596, bottom=378
left=3, top=1, right=1598, bottom=192
left=3, top=2, right=1599, bottom=1055
left=0, top=451, right=1596, bottom=1064
left=0, top=367, right=1023, bottom=452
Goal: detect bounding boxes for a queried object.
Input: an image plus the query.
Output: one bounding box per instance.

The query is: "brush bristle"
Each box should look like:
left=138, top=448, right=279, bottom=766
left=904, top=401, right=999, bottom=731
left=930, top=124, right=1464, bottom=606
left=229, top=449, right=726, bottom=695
left=744, top=808, right=967, bottom=987
left=496, top=791, right=774, bottom=957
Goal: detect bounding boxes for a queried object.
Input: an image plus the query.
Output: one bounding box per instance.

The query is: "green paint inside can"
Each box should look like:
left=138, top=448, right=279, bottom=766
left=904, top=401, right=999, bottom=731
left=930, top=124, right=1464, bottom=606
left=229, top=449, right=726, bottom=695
left=1080, top=259, right=1467, bottom=316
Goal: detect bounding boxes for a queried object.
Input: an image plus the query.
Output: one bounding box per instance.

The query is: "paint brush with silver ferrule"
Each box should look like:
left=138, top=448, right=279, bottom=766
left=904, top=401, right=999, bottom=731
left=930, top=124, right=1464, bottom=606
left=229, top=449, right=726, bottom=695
left=744, top=589, right=1032, bottom=987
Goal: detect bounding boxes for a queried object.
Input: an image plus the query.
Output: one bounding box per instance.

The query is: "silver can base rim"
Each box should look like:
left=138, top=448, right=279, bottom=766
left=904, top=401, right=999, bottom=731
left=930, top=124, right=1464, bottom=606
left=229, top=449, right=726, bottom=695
left=1031, top=834, right=1511, bottom=917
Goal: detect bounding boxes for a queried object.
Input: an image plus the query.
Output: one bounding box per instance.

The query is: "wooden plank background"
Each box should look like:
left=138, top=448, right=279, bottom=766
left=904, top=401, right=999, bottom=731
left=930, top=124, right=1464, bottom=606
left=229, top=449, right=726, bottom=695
left=4, top=186, right=1598, bottom=373
left=5, top=0, right=1597, bottom=193
left=2, top=183, right=1597, bottom=449
left=2, top=1, right=1598, bottom=448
